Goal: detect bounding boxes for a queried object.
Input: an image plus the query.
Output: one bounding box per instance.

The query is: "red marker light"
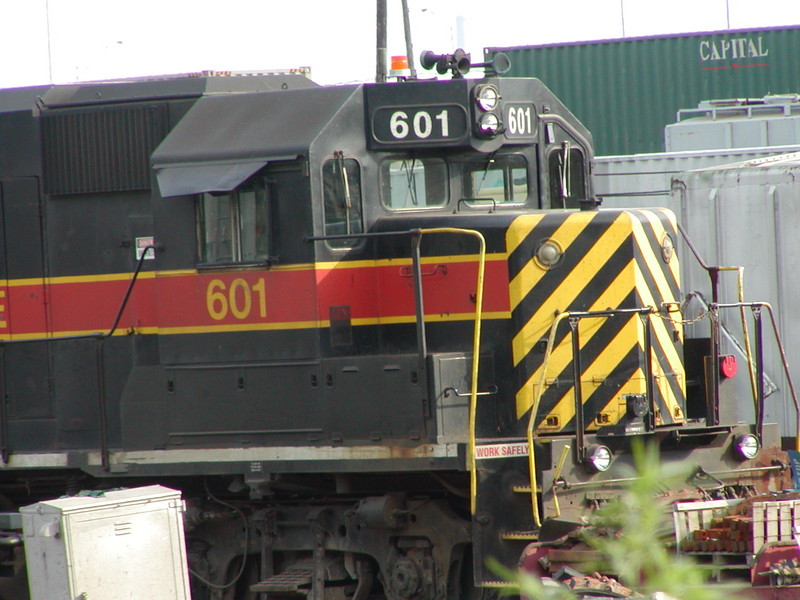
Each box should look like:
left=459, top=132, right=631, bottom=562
left=720, top=355, right=737, bottom=379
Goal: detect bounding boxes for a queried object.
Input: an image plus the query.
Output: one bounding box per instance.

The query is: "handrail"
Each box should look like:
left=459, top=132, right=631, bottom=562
left=714, top=301, right=800, bottom=451
left=309, top=228, right=487, bottom=514
left=0, top=244, right=157, bottom=468
left=554, top=462, right=786, bottom=491
left=529, top=298, right=798, bottom=529
left=678, top=218, right=796, bottom=449
left=550, top=443, right=571, bottom=519
left=0, top=243, right=157, bottom=346
left=676, top=224, right=758, bottom=421
left=526, top=306, right=655, bottom=527
left=414, top=228, right=486, bottom=515
left=526, top=311, right=569, bottom=528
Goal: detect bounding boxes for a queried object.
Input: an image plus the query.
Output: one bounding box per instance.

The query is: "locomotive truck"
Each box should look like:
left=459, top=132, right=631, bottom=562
left=0, top=52, right=791, bottom=599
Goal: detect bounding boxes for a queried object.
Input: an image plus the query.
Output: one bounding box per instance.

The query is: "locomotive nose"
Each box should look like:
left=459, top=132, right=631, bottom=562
left=506, top=208, right=686, bottom=430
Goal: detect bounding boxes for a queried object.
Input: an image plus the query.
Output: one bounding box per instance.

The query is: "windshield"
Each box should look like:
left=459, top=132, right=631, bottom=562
left=381, top=157, right=448, bottom=209
left=463, top=154, right=528, bottom=205
left=380, top=153, right=530, bottom=211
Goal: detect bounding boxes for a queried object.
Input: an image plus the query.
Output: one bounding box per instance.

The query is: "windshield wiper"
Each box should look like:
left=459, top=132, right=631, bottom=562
left=402, top=158, right=419, bottom=205
left=474, top=151, right=497, bottom=196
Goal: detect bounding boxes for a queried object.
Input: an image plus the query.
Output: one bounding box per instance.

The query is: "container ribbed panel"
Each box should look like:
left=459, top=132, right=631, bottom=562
left=489, top=25, right=800, bottom=155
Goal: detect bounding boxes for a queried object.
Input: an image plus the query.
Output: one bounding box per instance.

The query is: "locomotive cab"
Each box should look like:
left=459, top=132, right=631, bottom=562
left=143, top=69, right=597, bottom=452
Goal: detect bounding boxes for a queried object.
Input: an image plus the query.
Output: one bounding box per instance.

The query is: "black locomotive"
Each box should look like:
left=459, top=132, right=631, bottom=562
left=0, top=52, right=789, bottom=599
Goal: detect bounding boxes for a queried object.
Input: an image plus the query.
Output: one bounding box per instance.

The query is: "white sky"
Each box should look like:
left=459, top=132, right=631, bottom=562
left=1, top=0, right=799, bottom=89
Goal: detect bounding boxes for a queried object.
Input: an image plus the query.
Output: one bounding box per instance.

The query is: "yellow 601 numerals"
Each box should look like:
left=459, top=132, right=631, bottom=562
left=206, top=278, right=267, bottom=321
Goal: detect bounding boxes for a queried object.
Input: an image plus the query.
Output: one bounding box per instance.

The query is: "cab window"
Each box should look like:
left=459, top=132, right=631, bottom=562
left=548, top=146, right=587, bottom=209
left=381, top=157, right=448, bottom=210
left=197, top=178, right=271, bottom=264
left=323, top=155, right=363, bottom=249
left=463, top=154, right=528, bottom=205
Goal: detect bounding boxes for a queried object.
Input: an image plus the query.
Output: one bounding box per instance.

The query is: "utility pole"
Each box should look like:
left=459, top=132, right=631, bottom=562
left=376, top=0, right=387, bottom=83
left=45, top=0, right=53, bottom=82
left=400, top=0, right=417, bottom=79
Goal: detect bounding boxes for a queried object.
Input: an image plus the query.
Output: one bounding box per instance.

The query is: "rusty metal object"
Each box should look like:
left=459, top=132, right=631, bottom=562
left=560, top=572, right=640, bottom=598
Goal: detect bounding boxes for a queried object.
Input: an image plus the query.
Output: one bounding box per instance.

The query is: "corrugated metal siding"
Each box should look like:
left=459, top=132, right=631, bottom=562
left=594, top=144, right=800, bottom=206
left=488, top=26, right=800, bottom=155
left=42, top=103, right=168, bottom=196
left=671, top=155, right=800, bottom=436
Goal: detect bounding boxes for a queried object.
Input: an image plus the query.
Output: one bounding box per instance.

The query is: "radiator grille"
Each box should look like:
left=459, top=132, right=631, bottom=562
left=42, top=103, right=168, bottom=195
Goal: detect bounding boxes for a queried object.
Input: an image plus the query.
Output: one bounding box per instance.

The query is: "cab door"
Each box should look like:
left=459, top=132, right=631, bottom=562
left=149, top=166, right=325, bottom=447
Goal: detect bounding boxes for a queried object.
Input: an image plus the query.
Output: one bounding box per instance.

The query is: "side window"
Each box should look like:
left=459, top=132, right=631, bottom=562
left=323, top=155, right=363, bottom=249
left=198, top=178, right=271, bottom=264
left=463, top=154, right=528, bottom=205
left=548, top=146, right=587, bottom=209
left=381, top=157, right=448, bottom=209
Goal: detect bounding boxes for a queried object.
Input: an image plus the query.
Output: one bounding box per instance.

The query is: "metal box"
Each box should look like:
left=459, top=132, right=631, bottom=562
left=20, top=485, right=190, bottom=600
left=594, top=144, right=800, bottom=208
left=665, top=95, right=800, bottom=152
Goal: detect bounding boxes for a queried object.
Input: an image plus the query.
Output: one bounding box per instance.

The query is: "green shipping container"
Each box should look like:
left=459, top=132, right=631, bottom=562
left=486, top=25, right=800, bottom=155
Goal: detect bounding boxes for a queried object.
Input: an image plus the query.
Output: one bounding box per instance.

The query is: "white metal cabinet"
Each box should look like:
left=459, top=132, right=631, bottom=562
left=20, top=485, right=190, bottom=600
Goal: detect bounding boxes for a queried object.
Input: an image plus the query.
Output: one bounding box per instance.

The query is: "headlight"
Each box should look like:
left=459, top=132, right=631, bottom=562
left=734, top=434, right=760, bottom=461
left=661, top=233, right=675, bottom=264
left=585, top=445, right=612, bottom=472
left=478, top=113, right=501, bottom=136
left=535, top=239, right=563, bottom=269
left=476, top=85, right=500, bottom=111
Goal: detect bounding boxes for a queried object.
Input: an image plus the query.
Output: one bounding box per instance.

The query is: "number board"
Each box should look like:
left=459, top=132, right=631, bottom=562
left=365, top=79, right=472, bottom=150
left=504, top=103, right=537, bottom=139
left=371, top=105, right=468, bottom=146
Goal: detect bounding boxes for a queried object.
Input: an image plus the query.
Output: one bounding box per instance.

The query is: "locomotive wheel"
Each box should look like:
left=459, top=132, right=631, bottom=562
left=446, top=546, right=506, bottom=600
left=221, top=555, right=259, bottom=600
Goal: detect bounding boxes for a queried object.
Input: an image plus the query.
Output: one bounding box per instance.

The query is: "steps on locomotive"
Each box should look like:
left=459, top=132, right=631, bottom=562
left=473, top=437, right=541, bottom=586
left=503, top=484, right=542, bottom=539
left=250, top=556, right=366, bottom=598
left=250, top=566, right=313, bottom=596
left=501, top=530, right=540, bottom=540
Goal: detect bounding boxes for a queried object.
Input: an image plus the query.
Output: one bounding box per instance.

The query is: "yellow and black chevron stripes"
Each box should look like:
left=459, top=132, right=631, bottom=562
left=630, top=210, right=686, bottom=425
left=510, top=213, right=633, bottom=367
left=506, top=209, right=686, bottom=432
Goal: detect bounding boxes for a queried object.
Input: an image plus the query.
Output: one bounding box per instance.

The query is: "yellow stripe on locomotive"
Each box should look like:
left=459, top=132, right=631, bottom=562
left=506, top=208, right=686, bottom=433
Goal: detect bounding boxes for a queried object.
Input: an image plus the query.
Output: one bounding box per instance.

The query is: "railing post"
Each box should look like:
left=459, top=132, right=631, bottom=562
left=568, top=317, right=585, bottom=463
left=0, top=344, right=7, bottom=464
left=754, top=306, right=765, bottom=443
left=641, top=313, right=656, bottom=432
left=709, top=307, right=721, bottom=426
left=410, top=232, right=428, bottom=368
left=96, top=336, right=109, bottom=471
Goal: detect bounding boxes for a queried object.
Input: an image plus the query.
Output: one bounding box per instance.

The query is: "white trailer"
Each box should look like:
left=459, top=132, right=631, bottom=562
left=597, top=151, right=800, bottom=436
